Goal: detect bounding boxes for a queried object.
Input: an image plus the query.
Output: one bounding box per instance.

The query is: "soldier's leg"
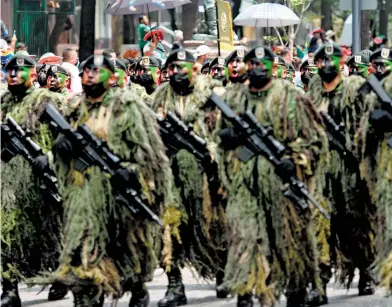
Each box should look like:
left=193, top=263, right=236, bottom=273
left=129, top=279, right=150, bottom=307
left=71, top=285, right=104, bottom=307
left=1, top=278, right=21, bottom=307
left=48, top=282, right=68, bottom=301
left=158, top=266, right=187, bottom=307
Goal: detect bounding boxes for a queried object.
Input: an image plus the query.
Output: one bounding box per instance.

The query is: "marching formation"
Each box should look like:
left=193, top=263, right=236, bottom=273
left=1, top=43, right=391, bottom=307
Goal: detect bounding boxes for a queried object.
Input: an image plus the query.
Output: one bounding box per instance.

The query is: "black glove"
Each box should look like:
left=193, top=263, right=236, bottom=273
left=369, top=109, right=392, bottom=133
left=218, top=127, right=242, bottom=150
left=52, top=135, right=74, bottom=160
left=275, top=158, right=296, bottom=183
left=31, top=154, right=50, bottom=174
left=110, top=168, right=142, bottom=193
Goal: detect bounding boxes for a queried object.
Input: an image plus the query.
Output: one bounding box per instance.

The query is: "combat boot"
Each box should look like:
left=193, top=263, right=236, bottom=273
left=129, top=282, right=149, bottom=307
left=215, top=271, right=229, bottom=298
left=48, top=282, right=68, bottom=301
left=0, top=280, right=21, bottom=307
left=205, top=7, right=218, bottom=36
left=71, top=285, right=104, bottom=307
left=358, top=270, right=375, bottom=296
left=286, top=288, right=307, bottom=307
left=307, top=283, right=328, bottom=306
left=237, top=293, right=253, bottom=307
left=158, top=267, right=187, bottom=307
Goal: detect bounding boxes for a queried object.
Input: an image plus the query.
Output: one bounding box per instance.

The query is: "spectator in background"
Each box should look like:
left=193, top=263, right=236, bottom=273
left=102, top=48, right=117, bottom=59
left=38, top=52, right=62, bottom=65
left=62, top=47, right=82, bottom=93
left=172, top=30, right=184, bottom=51
left=143, top=28, right=168, bottom=62
left=308, top=28, right=323, bottom=54
left=193, top=45, right=210, bottom=73
left=292, top=56, right=302, bottom=87
left=15, top=42, right=27, bottom=52
left=280, top=47, right=292, bottom=64
left=138, top=15, right=150, bottom=56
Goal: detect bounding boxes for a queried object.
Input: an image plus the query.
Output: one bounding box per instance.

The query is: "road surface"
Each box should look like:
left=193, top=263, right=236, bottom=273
left=15, top=268, right=392, bottom=307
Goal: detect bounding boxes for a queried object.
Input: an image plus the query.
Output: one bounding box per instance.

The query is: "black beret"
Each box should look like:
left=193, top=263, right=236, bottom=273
left=346, top=53, right=369, bottom=67
left=83, top=54, right=116, bottom=73
left=115, top=59, right=127, bottom=71
left=360, top=49, right=372, bottom=58
left=209, top=56, right=226, bottom=71
left=136, top=56, right=160, bottom=70
left=5, top=54, right=36, bottom=70
left=314, top=43, right=343, bottom=62
left=201, top=61, right=210, bottom=73
left=286, top=63, right=295, bottom=72
left=166, top=49, right=195, bottom=64
left=122, top=58, right=137, bottom=69
left=244, top=46, right=276, bottom=63
left=369, top=48, right=392, bottom=63
left=54, top=65, right=69, bottom=76
left=225, top=47, right=246, bottom=66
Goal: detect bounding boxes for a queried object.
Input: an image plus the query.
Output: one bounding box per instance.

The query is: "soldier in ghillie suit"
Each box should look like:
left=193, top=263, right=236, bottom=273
left=297, top=58, right=318, bottom=93
left=40, top=54, right=180, bottom=307
left=151, top=49, right=228, bottom=307
left=306, top=43, right=376, bottom=305
left=217, top=46, right=328, bottom=307
left=134, top=56, right=162, bottom=95
left=356, top=48, right=392, bottom=292
left=1, top=54, right=68, bottom=306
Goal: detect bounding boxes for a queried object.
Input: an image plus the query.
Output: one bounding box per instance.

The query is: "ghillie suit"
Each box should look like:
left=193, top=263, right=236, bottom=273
left=33, top=87, right=180, bottom=305
left=151, top=75, right=228, bottom=302
left=218, top=79, right=328, bottom=306
left=356, top=73, right=392, bottom=292
left=1, top=88, right=66, bottom=303
left=307, top=74, right=376, bottom=291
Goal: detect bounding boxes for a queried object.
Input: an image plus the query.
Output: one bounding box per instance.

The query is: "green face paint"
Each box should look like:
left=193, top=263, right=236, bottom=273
left=98, top=67, right=112, bottom=87
left=330, top=56, right=342, bottom=72
left=148, top=66, right=158, bottom=82
left=180, top=62, right=194, bottom=80
left=358, top=64, right=369, bottom=77
left=56, top=72, right=67, bottom=88
left=260, top=59, right=273, bottom=77
left=276, top=65, right=283, bottom=78
left=19, top=67, right=31, bottom=83
left=115, top=68, right=126, bottom=87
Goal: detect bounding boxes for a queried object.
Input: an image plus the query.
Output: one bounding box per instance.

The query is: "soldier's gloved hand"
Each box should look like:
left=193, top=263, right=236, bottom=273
left=32, top=154, right=49, bottom=174
left=52, top=135, right=73, bottom=160
left=369, top=109, right=392, bottom=133
left=218, top=127, right=242, bottom=150
left=275, top=158, right=296, bottom=183
left=110, top=168, right=142, bottom=193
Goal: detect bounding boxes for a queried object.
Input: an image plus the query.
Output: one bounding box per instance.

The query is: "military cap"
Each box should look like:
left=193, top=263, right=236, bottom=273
left=346, top=53, right=369, bottom=66
left=225, top=47, right=246, bottom=66
left=122, top=58, right=137, bottom=70
left=314, top=43, right=343, bottom=62
left=360, top=49, right=372, bottom=58
left=369, top=47, right=392, bottom=63
left=244, top=46, right=276, bottom=63
left=79, top=60, right=86, bottom=76
left=54, top=65, right=69, bottom=76
left=209, top=56, right=226, bottom=70
left=115, top=59, right=127, bottom=71
left=286, top=63, right=295, bottom=72
left=5, top=54, right=36, bottom=70
left=166, top=49, right=195, bottom=64
left=83, top=54, right=116, bottom=73
left=300, top=57, right=317, bottom=71
left=136, top=56, right=160, bottom=70
left=201, top=61, right=210, bottom=73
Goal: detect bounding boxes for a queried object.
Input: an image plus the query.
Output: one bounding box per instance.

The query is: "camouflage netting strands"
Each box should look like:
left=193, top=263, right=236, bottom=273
left=152, top=76, right=227, bottom=278
left=307, top=75, right=376, bottom=286
left=39, top=87, right=180, bottom=296
left=1, top=89, right=65, bottom=282
left=219, top=80, right=327, bottom=304
left=358, top=73, right=392, bottom=291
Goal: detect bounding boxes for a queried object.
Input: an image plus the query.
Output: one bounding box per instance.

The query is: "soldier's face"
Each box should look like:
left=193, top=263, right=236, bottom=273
left=82, top=66, right=112, bottom=87
left=370, top=60, right=391, bottom=79
left=210, top=65, right=225, bottom=78
left=115, top=68, right=128, bottom=88
left=56, top=72, right=69, bottom=89
left=6, top=67, right=36, bottom=87
left=168, top=61, right=196, bottom=84
left=228, top=57, right=245, bottom=78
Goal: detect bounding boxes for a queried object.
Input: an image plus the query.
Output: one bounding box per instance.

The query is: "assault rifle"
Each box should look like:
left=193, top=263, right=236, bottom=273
left=1, top=116, right=61, bottom=203
left=40, top=103, right=163, bottom=227
left=157, top=111, right=220, bottom=188
left=209, top=92, right=330, bottom=220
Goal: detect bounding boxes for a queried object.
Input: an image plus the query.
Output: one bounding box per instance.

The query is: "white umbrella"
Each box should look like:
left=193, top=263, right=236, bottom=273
left=106, top=0, right=190, bottom=15
left=339, top=14, right=352, bottom=46
left=234, top=3, right=300, bottom=27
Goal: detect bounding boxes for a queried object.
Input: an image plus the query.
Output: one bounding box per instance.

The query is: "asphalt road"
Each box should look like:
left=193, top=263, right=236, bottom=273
left=15, top=268, right=392, bottom=307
